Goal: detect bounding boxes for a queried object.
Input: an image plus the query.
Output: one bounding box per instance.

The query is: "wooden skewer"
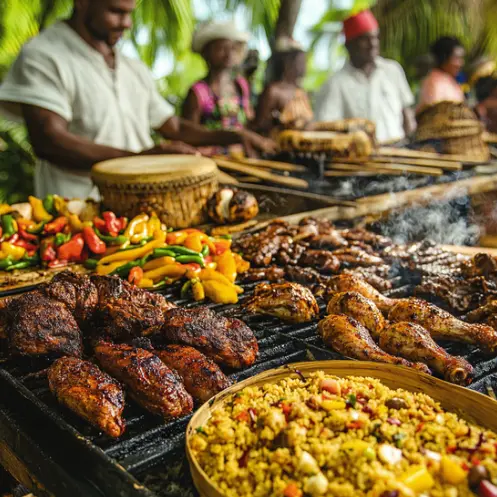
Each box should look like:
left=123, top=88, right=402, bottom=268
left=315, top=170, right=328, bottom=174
left=216, top=156, right=307, bottom=173
left=328, top=161, right=443, bottom=176
left=216, top=170, right=239, bottom=184
left=377, top=146, right=485, bottom=165
left=328, top=163, right=403, bottom=175
left=214, top=158, right=309, bottom=189
left=372, top=156, right=463, bottom=171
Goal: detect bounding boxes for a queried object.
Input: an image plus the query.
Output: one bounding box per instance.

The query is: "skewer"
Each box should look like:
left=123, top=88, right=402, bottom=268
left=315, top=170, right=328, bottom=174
left=328, top=161, right=443, bottom=176
left=327, top=163, right=403, bottom=175
left=377, top=146, right=485, bottom=165
left=215, top=156, right=307, bottom=173
left=214, top=158, right=309, bottom=189
left=372, top=156, right=463, bottom=171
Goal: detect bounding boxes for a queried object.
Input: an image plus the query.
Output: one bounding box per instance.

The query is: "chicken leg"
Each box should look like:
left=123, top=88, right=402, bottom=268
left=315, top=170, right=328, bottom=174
left=388, top=298, right=497, bottom=355
left=327, top=274, right=398, bottom=313
left=379, top=322, right=474, bottom=385
left=318, top=314, right=431, bottom=374
left=326, top=292, right=386, bottom=340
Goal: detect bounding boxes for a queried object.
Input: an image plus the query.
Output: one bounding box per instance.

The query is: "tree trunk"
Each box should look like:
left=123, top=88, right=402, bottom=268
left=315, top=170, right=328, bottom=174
left=274, top=0, right=303, bottom=43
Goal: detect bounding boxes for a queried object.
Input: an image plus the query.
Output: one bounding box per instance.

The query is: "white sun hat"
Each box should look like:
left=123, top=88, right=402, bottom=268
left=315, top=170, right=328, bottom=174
left=192, top=20, right=250, bottom=54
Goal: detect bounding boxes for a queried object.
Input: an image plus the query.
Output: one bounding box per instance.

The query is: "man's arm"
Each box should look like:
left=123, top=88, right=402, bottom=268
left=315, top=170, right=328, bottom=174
left=181, top=89, right=202, bottom=124
left=403, top=107, right=417, bottom=138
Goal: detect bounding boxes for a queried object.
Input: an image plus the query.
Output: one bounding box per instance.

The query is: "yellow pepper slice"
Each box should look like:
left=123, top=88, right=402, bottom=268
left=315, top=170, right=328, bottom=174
left=215, top=250, right=237, bottom=283
left=147, top=215, right=162, bottom=237
left=198, top=268, right=233, bottom=286
left=184, top=233, right=203, bottom=253
left=401, top=466, right=435, bottom=493
left=192, top=280, right=205, bottom=301
left=138, top=277, right=154, bottom=289
left=1, top=242, right=26, bottom=260
left=96, top=261, right=128, bottom=276
left=124, top=214, right=149, bottom=238
left=0, top=204, right=12, bottom=216
left=130, top=221, right=149, bottom=244
left=143, top=264, right=187, bottom=282
left=68, top=214, right=84, bottom=233
left=28, top=196, right=53, bottom=222
left=143, top=256, right=177, bottom=271
left=98, top=238, right=164, bottom=264
left=202, top=280, right=238, bottom=304
left=233, top=253, right=250, bottom=274
left=440, top=457, right=467, bottom=484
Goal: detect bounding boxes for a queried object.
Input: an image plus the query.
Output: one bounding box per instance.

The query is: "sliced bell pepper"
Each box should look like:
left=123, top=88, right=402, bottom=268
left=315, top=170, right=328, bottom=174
left=84, top=258, right=99, bottom=270
left=103, top=211, right=121, bottom=237
left=57, top=234, right=84, bottom=262
left=13, top=239, right=38, bottom=254
left=6, top=260, right=31, bottom=271
left=143, top=264, right=187, bottom=282
left=233, top=252, right=250, bottom=273
left=143, top=256, right=177, bottom=271
left=55, top=232, right=71, bottom=247
left=147, top=215, right=162, bottom=237
left=124, top=214, right=149, bottom=238
left=43, top=194, right=57, bottom=216
left=128, top=266, right=144, bottom=285
left=93, top=216, right=107, bottom=232
left=98, top=237, right=165, bottom=264
left=202, top=280, right=238, bottom=304
left=27, top=221, right=47, bottom=234
left=44, top=216, right=68, bottom=234
left=175, top=255, right=205, bottom=267
left=0, top=204, right=12, bottom=216
left=213, top=239, right=231, bottom=256
left=40, top=238, right=57, bottom=262
left=1, top=242, right=26, bottom=261
left=96, top=261, right=128, bottom=276
left=53, top=195, right=67, bottom=216
left=198, top=268, right=234, bottom=286
left=184, top=233, right=203, bottom=253
left=29, top=196, right=53, bottom=223
left=19, top=227, right=38, bottom=242
left=83, top=226, right=107, bottom=254
left=192, top=280, right=205, bottom=301
left=137, top=277, right=154, bottom=289
left=48, top=260, right=69, bottom=269
left=166, top=231, right=188, bottom=245
left=94, top=228, right=128, bottom=246
left=0, top=256, right=14, bottom=270
left=152, top=248, right=177, bottom=258
left=215, top=250, right=237, bottom=283
left=1, top=215, right=18, bottom=239
left=118, top=217, right=128, bottom=232
left=68, top=214, right=84, bottom=233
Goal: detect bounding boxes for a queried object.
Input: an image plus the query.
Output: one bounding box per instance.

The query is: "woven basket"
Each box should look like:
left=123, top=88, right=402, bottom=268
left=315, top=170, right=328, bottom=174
left=186, top=360, right=497, bottom=497
left=313, top=118, right=377, bottom=145
left=92, top=155, right=219, bottom=229
left=415, top=101, right=490, bottom=161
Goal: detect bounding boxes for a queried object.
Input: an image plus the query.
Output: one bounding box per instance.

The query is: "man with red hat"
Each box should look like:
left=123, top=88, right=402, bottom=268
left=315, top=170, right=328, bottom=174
left=315, top=10, right=416, bottom=143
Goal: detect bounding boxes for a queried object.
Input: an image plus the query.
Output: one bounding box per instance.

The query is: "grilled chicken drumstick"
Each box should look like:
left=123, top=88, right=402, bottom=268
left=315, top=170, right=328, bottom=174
left=327, top=274, right=398, bottom=313
left=95, top=342, right=193, bottom=419
left=156, top=307, right=258, bottom=369
left=379, top=322, right=474, bottom=385
left=155, top=345, right=232, bottom=403
left=244, top=282, right=319, bottom=323
left=326, top=292, right=386, bottom=340
left=48, top=357, right=126, bottom=437
left=388, top=299, right=497, bottom=355
left=318, top=314, right=431, bottom=373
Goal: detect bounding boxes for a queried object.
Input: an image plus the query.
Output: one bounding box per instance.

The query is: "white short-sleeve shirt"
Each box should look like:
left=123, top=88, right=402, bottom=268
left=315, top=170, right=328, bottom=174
left=0, top=22, right=174, bottom=199
left=314, top=57, right=415, bottom=143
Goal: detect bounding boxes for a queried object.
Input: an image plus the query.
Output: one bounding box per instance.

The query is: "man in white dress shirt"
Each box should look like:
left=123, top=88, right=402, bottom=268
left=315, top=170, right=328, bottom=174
left=315, top=10, right=416, bottom=143
left=0, top=0, right=273, bottom=199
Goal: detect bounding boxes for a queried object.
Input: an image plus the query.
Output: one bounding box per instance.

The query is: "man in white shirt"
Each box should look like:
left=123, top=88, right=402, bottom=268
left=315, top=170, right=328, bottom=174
left=315, top=10, right=416, bottom=144
left=0, top=0, right=273, bottom=199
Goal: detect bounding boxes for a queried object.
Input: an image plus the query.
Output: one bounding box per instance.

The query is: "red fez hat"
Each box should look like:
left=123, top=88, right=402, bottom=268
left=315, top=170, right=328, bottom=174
left=343, top=10, right=379, bottom=42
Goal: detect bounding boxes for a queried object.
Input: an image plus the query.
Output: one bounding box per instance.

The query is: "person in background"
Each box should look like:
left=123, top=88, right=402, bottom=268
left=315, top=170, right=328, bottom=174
left=252, top=37, right=313, bottom=137
left=182, top=21, right=257, bottom=155
left=241, top=49, right=260, bottom=107
left=315, top=10, right=416, bottom=143
left=475, top=75, right=497, bottom=134
left=0, top=1, right=273, bottom=200
left=417, top=36, right=466, bottom=112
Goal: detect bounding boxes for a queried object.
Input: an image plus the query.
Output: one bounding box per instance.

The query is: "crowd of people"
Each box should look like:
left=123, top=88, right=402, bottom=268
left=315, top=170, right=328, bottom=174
left=0, top=0, right=496, bottom=200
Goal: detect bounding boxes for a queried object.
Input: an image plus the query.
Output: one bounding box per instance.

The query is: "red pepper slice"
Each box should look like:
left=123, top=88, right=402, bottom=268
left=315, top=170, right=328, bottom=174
left=57, top=234, right=84, bottom=262
left=93, top=216, right=107, bottom=233
left=13, top=239, right=38, bottom=252
left=103, top=212, right=121, bottom=237
left=82, top=226, right=106, bottom=255
left=44, top=216, right=68, bottom=235
left=41, top=239, right=57, bottom=262
left=18, top=227, right=39, bottom=242
left=48, top=259, right=69, bottom=269
left=118, top=217, right=128, bottom=232
left=128, top=266, right=144, bottom=285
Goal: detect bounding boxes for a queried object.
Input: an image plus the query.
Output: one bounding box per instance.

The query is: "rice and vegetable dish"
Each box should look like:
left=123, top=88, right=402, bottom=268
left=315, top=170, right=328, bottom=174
left=190, top=372, right=497, bottom=497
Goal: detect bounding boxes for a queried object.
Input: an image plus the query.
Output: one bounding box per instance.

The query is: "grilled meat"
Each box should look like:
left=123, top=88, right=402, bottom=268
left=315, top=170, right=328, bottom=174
left=326, top=292, right=386, bottom=340
left=157, top=307, right=258, bottom=369
left=244, top=282, right=319, bottom=323
left=277, top=243, right=307, bottom=266
left=343, top=268, right=393, bottom=292
left=242, top=266, right=286, bottom=282
left=378, top=322, right=474, bottom=385
left=285, top=266, right=328, bottom=285
left=154, top=345, right=232, bottom=403
left=414, top=275, right=497, bottom=314
left=331, top=247, right=384, bottom=267
left=42, top=271, right=98, bottom=324
left=48, top=357, right=125, bottom=437
left=461, top=253, right=497, bottom=282
left=389, top=299, right=497, bottom=355
left=308, top=232, right=348, bottom=250
left=338, top=228, right=392, bottom=249
left=318, top=314, right=431, bottom=373
left=5, top=291, right=82, bottom=358
left=299, top=250, right=340, bottom=273
left=326, top=274, right=398, bottom=313
left=95, top=342, right=193, bottom=419
left=466, top=301, right=497, bottom=325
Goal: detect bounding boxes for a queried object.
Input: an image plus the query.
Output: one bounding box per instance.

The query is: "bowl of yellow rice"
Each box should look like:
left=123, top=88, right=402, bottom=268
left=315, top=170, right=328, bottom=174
left=187, top=361, right=497, bottom=497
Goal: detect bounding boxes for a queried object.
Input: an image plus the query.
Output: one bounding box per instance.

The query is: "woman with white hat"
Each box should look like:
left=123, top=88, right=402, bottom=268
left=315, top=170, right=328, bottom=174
left=182, top=21, right=255, bottom=154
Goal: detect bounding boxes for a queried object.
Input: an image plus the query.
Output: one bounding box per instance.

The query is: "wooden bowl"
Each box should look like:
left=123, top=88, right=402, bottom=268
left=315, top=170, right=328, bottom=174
left=186, top=360, right=497, bottom=497
left=92, top=155, right=219, bottom=229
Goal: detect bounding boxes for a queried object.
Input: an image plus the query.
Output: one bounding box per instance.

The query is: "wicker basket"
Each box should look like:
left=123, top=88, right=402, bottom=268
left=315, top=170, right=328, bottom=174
left=313, top=118, right=377, bottom=145
left=92, top=155, right=219, bottom=229
left=186, top=360, right=497, bottom=497
left=415, top=101, right=490, bottom=162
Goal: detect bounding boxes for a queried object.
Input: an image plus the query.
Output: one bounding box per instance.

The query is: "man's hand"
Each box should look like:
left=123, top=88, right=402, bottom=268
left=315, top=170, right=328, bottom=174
left=142, top=141, right=199, bottom=156
left=239, top=129, right=278, bottom=157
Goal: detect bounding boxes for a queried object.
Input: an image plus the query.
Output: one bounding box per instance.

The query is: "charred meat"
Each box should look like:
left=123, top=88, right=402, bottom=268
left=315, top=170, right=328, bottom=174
left=95, top=342, right=193, bottom=419
left=298, top=250, right=340, bottom=273
left=244, top=282, right=319, bottom=323
left=155, top=345, right=232, bottom=403
left=241, top=266, right=286, bottom=282
left=331, top=247, right=384, bottom=267
left=48, top=357, right=125, bottom=437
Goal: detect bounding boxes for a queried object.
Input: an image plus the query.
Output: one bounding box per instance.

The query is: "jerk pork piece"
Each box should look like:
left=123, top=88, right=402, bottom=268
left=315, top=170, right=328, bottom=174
left=5, top=291, right=82, bottom=358
left=155, top=345, right=232, bottom=403
left=48, top=357, right=125, bottom=437
left=95, top=342, right=193, bottom=419
left=318, top=314, right=431, bottom=374
left=331, top=246, right=384, bottom=267
left=299, top=250, right=340, bottom=273
left=343, top=266, right=393, bottom=292
left=244, top=282, right=319, bottom=323
left=285, top=266, right=328, bottom=285
left=157, top=307, right=258, bottom=369
left=338, top=228, right=393, bottom=249
left=277, top=242, right=307, bottom=266
left=241, top=266, right=286, bottom=282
